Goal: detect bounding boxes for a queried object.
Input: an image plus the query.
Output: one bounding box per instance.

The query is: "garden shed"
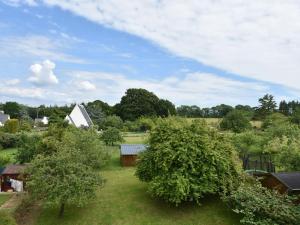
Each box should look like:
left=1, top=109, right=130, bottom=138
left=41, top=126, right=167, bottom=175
left=120, top=144, right=146, bottom=166
left=1, top=164, right=27, bottom=192
left=262, top=172, right=300, bottom=195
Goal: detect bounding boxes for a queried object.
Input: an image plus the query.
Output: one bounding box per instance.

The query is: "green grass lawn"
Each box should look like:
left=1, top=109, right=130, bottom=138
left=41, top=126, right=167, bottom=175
left=122, top=132, right=148, bottom=144
left=0, top=194, right=11, bottom=206
left=34, top=147, right=240, bottom=225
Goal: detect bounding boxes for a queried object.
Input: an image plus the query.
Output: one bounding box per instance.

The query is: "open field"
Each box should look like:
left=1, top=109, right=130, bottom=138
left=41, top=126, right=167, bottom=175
left=34, top=147, right=240, bottom=225
left=0, top=194, right=11, bottom=206
left=122, top=132, right=149, bottom=144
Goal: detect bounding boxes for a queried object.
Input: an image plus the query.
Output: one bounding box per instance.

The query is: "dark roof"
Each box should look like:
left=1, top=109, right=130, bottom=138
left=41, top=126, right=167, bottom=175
left=78, top=104, right=93, bottom=127
left=1, top=164, right=27, bottom=175
left=271, top=172, right=300, bottom=191
left=120, top=144, right=146, bottom=155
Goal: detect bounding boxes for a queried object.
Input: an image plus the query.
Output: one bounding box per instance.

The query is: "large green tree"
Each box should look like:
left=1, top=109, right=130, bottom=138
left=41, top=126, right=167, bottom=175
left=3, top=102, right=21, bottom=119
left=116, top=89, right=160, bottom=121
left=26, top=152, right=103, bottom=217
left=255, top=94, right=277, bottom=119
left=136, top=118, right=240, bottom=205
left=220, top=110, right=252, bottom=133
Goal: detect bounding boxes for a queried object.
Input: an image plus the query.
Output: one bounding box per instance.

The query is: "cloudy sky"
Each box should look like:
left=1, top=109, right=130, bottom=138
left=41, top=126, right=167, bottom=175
left=0, top=0, right=300, bottom=107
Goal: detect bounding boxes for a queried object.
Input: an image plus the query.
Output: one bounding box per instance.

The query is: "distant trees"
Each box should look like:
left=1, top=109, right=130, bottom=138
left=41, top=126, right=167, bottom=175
left=255, top=94, right=277, bottom=119
left=220, top=110, right=251, bottom=133
left=176, top=105, right=202, bottom=117
left=3, top=102, right=21, bottom=119
left=115, top=88, right=176, bottom=121
left=136, top=118, right=240, bottom=205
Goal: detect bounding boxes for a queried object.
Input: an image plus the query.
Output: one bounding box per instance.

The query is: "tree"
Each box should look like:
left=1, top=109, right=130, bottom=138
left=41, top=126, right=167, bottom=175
left=261, top=113, right=288, bottom=129
left=3, top=102, right=21, bottom=119
left=136, top=119, right=240, bottom=205
left=4, top=119, right=20, bottom=133
left=220, top=110, right=251, bottom=133
left=156, top=99, right=176, bottom=117
left=15, top=133, right=42, bottom=163
left=255, top=94, right=277, bottom=119
left=137, top=117, right=155, bottom=132
left=26, top=152, right=103, bottom=217
left=279, top=100, right=289, bottom=116
left=176, top=105, right=202, bottom=118
left=101, top=115, right=123, bottom=130
left=115, top=88, right=160, bottom=121
left=85, top=100, right=111, bottom=126
left=101, top=127, right=124, bottom=145
left=290, top=107, right=300, bottom=125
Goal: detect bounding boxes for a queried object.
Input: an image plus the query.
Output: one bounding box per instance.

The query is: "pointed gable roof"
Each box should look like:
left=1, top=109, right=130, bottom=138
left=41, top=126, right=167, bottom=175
left=65, top=104, right=93, bottom=128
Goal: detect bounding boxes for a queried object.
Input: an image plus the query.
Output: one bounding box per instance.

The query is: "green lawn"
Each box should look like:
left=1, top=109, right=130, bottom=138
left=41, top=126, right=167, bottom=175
left=34, top=148, right=240, bottom=225
left=122, top=132, right=148, bottom=144
left=0, top=194, right=11, bottom=206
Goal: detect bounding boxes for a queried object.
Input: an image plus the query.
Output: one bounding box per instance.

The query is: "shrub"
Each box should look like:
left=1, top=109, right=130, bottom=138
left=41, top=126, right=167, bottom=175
left=15, top=133, right=42, bottom=163
left=223, top=179, right=300, bottom=225
left=220, top=110, right=251, bottom=133
left=136, top=119, right=241, bottom=205
left=4, top=119, right=20, bottom=133
left=0, top=155, right=11, bottom=167
left=262, top=113, right=288, bottom=130
left=0, top=132, right=20, bottom=148
left=101, top=127, right=124, bottom=146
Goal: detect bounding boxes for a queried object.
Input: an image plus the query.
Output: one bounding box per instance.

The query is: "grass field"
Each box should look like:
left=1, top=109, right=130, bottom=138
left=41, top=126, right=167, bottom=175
left=34, top=147, right=240, bottom=225
left=0, top=194, right=11, bottom=206
left=122, top=132, right=148, bottom=144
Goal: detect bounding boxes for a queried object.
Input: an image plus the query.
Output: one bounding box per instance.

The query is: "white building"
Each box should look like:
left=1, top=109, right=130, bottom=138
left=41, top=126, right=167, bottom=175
left=34, top=116, right=49, bottom=127
left=0, top=111, right=10, bottom=127
left=65, top=104, right=93, bottom=128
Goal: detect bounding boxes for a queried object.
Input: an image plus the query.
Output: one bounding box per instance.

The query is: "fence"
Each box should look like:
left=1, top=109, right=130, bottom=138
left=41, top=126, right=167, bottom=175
left=242, top=154, right=275, bottom=173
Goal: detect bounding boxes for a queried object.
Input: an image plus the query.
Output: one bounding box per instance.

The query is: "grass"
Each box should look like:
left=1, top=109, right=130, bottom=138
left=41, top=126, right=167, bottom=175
left=122, top=132, right=148, bottom=144
left=34, top=147, right=240, bottom=225
left=0, top=194, right=11, bottom=206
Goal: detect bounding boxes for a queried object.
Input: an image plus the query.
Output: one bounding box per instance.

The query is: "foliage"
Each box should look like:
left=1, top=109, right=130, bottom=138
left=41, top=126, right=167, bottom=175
left=101, top=127, right=124, bottom=146
left=233, top=131, right=264, bottom=155
left=26, top=151, right=104, bottom=217
left=136, top=118, right=241, bottom=205
left=220, top=110, right=251, bottom=133
left=3, top=101, right=21, bottom=119
left=290, top=106, right=300, bottom=125
left=156, top=99, right=176, bottom=117
left=85, top=100, right=110, bottom=126
left=15, top=133, right=42, bottom=163
left=0, top=132, right=20, bottom=148
left=176, top=105, right=203, bottom=118
left=224, top=178, right=300, bottom=225
left=100, top=115, right=123, bottom=130
left=261, top=113, right=288, bottom=130
left=0, top=211, right=16, bottom=225
left=0, top=154, right=11, bottom=167
left=255, top=94, right=277, bottom=119
left=19, top=120, right=32, bottom=131
left=137, top=117, right=156, bottom=132
left=4, top=119, right=20, bottom=133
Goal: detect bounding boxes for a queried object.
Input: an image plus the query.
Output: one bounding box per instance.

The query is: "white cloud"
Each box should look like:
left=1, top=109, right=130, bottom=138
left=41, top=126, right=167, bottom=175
left=4, top=79, right=20, bottom=85
left=75, top=80, right=96, bottom=91
left=29, top=0, right=300, bottom=90
left=28, top=60, right=59, bottom=86
left=1, top=0, right=37, bottom=7
left=0, top=35, right=85, bottom=63
left=69, top=71, right=270, bottom=106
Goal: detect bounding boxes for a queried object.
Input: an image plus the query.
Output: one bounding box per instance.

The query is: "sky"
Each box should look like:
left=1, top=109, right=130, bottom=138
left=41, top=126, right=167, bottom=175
left=0, top=0, right=300, bottom=107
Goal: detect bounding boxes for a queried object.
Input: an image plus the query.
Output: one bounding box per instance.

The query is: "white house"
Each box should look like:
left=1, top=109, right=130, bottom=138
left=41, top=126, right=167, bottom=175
left=65, top=104, right=93, bottom=128
left=34, top=116, right=49, bottom=127
left=0, top=111, right=10, bottom=127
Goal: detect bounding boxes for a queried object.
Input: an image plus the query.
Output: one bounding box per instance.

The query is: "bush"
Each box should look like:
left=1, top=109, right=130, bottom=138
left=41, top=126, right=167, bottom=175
left=4, top=119, right=20, bottom=133
left=262, top=113, right=288, bottom=130
left=220, top=110, right=251, bottom=133
left=100, top=115, right=123, bottom=130
left=223, top=179, right=300, bottom=225
left=0, top=155, right=11, bottom=167
left=0, top=132, right=20, bottom=148
left=0, top=211, right=16, bottom=225
left=136, top=118, right=241, bottom=205
left=101, top=127, right=124, bottom=146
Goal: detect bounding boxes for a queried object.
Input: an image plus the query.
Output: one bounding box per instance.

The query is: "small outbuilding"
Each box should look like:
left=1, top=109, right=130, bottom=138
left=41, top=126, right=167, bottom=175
left=262, top=172, right=300, bottom=195
left=120, top=144, right=146, bottom=167
left=0, top=110, right=10, bottom=127
left=1, top=164, right=27, bottom=192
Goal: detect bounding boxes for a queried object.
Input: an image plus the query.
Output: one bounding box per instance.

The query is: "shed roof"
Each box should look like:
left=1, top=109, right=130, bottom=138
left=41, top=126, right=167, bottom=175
left=120, top=144, right=146, bottom=155
left=271, top=172, right=300, bottom=191
left=1, top=164, right=27, bottom=175
left=78, top=104, right=93, bottom=127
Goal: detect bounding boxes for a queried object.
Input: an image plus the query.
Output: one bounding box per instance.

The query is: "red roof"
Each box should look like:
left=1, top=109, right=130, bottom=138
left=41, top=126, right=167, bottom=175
left=1, top=164, right=27, bottom=175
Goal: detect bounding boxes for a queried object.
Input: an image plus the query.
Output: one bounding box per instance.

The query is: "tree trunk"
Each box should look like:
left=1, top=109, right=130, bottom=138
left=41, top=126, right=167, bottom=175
left=58, top=202, right=65, bottom=218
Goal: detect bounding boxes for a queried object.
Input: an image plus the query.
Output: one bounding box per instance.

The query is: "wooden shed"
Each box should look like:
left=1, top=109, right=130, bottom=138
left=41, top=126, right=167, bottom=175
left=120, top=144, right=146, bottom=167
left=262, top=172, right=300, bottom=195
left=1, top=164, right=27, bottom=192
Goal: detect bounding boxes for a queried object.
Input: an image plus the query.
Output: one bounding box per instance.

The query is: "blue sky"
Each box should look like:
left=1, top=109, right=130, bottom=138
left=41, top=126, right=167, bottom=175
left=0, top=0, right=299, bottom=107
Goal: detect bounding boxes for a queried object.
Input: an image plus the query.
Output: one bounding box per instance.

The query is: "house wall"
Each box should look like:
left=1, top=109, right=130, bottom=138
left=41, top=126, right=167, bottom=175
left=68, top=105, right=89, bottom=127
left=1, top=174, right=23, bottom=192
left=121, top=155, right=137, bottom=167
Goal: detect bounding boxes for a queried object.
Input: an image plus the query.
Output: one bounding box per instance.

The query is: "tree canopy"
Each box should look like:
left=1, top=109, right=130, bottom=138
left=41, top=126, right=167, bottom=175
left=136, top=118, right=241, bottom=205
